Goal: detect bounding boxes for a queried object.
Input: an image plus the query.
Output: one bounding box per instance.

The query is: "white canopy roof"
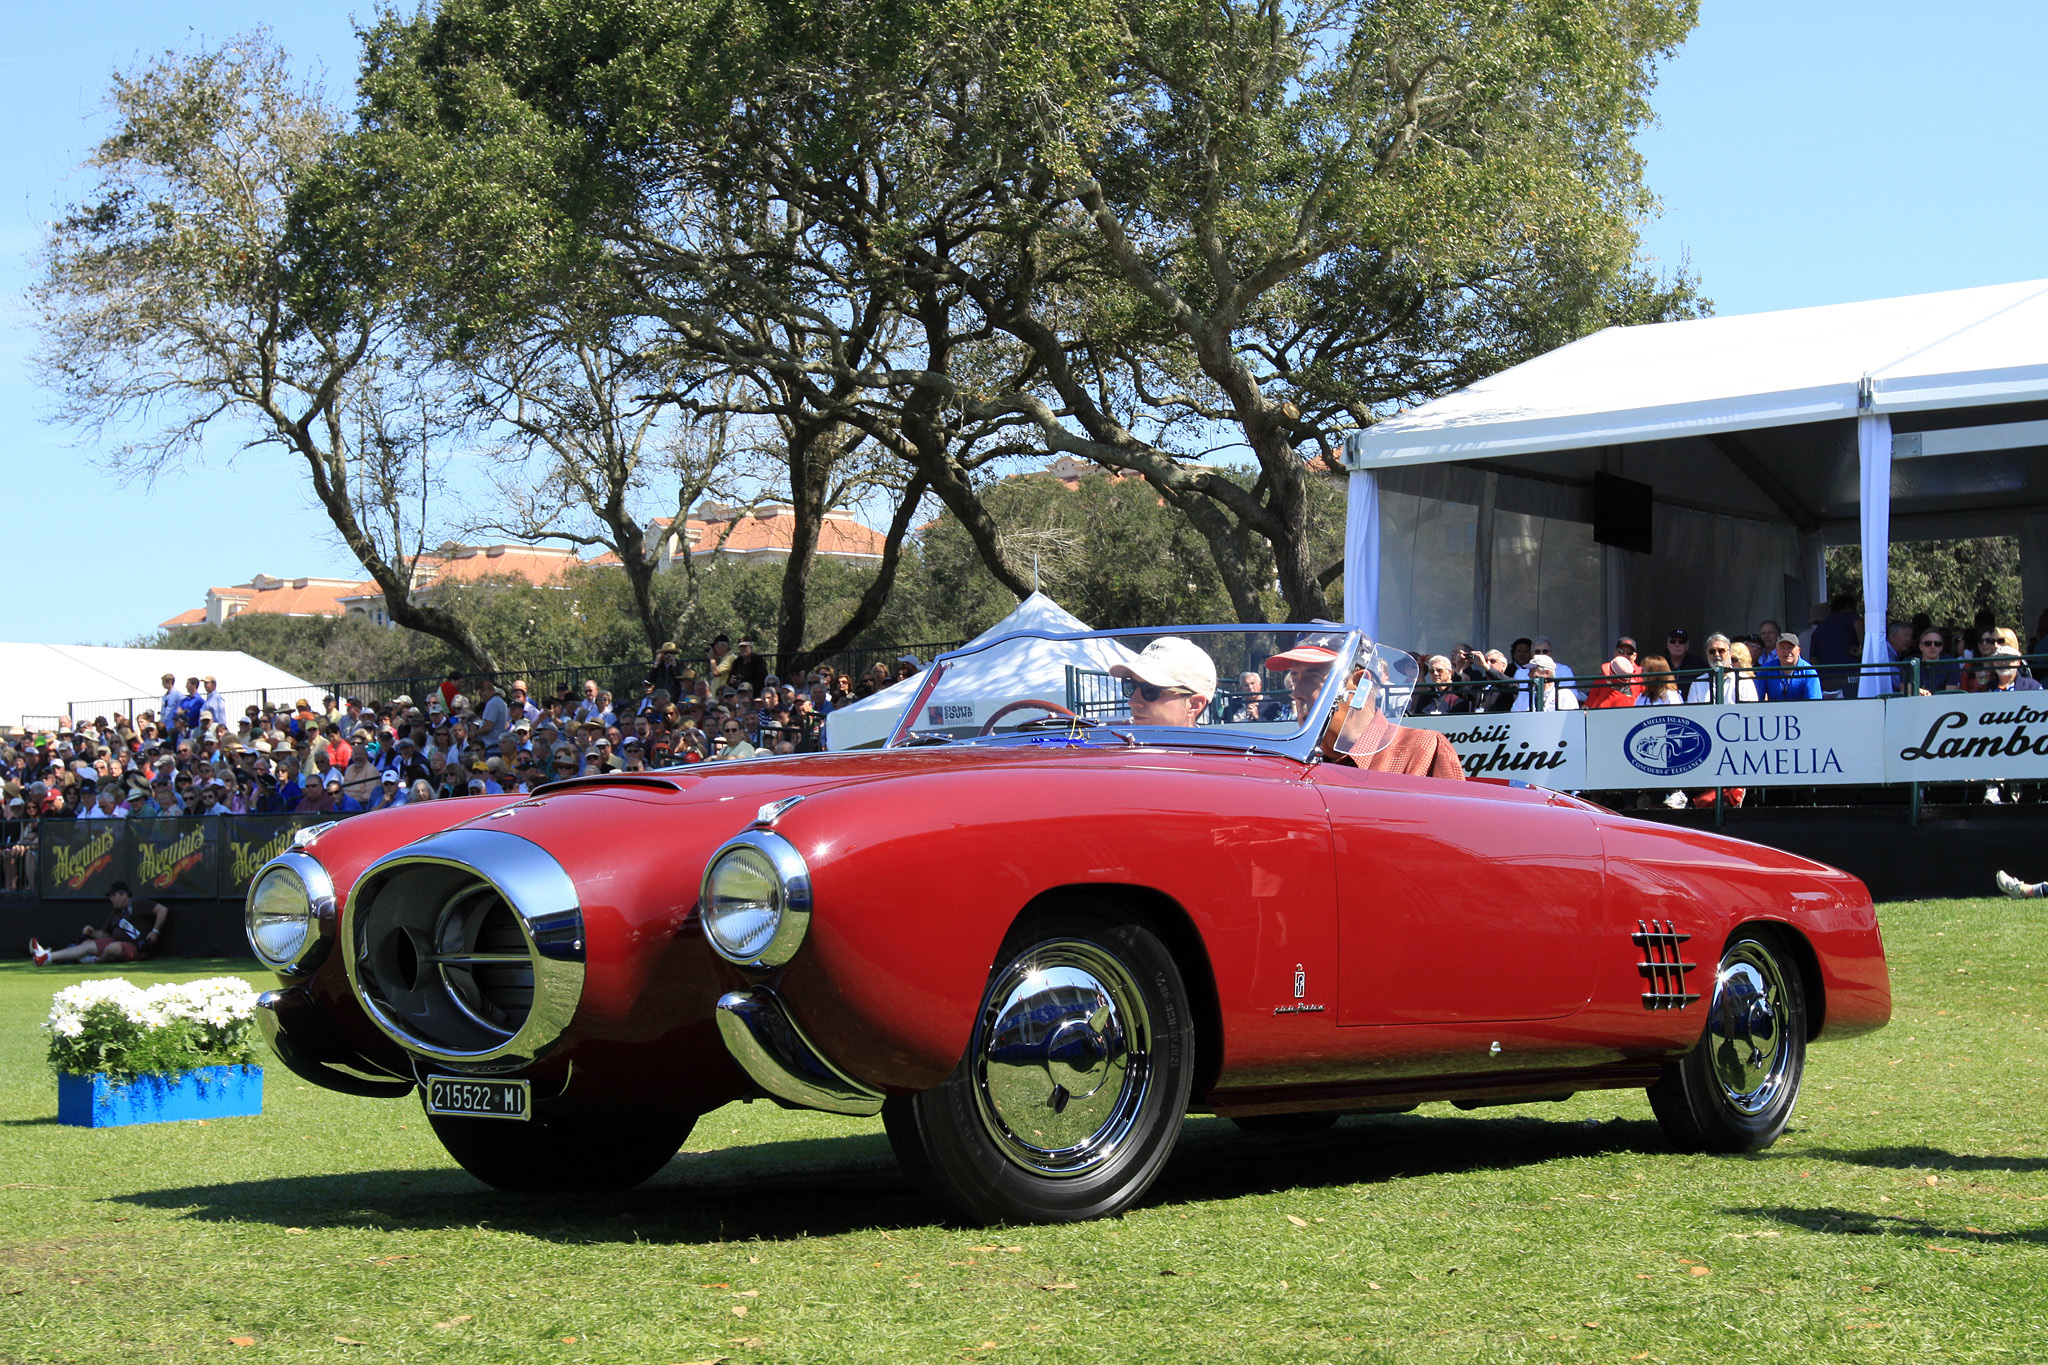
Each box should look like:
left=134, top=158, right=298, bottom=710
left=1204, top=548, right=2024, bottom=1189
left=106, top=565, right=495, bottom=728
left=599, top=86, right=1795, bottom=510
left=1352, top=278, right=2048, bottom=468
left=0, top=643, right=315, bottom=730
left=824, top=593, right=1136, bottom=750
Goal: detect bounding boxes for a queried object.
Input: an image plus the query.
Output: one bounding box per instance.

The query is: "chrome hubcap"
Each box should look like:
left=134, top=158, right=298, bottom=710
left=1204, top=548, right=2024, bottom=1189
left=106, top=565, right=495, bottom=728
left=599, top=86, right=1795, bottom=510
left=973, top=940, right=1152, bottom=1176
left=1708, top=941, right=1792, bottom=1115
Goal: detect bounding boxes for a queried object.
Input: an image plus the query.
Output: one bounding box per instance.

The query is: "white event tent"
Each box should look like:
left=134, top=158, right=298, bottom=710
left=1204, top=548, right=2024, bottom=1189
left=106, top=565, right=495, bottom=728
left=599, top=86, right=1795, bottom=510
left=1341, top=278, right=2048, bottom=685
left=0, top=643, right=316, bottom=730
left=824, top=593, right=1138, bottom=749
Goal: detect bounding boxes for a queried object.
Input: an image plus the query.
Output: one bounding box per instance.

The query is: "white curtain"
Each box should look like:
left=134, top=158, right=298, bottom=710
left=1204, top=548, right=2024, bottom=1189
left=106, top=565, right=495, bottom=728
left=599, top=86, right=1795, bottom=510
left=1858, top=413, right=1895, bottom=694
left=1344, top=468, right=1380, bottom=636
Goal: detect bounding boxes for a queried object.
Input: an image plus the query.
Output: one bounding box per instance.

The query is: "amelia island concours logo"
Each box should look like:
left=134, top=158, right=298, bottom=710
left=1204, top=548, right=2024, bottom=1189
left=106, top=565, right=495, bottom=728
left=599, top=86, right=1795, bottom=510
left=1623, top=714, right=1713, bottom=777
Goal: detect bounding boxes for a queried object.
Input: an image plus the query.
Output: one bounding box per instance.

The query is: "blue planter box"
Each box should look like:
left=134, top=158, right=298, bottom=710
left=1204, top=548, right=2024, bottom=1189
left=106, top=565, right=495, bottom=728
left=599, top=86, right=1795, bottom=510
left=57, top=1066, right=264, bottom=1128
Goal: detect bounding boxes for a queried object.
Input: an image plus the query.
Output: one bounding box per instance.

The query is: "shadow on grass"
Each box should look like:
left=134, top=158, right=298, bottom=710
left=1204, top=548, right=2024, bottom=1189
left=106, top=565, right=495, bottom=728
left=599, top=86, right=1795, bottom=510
left=0, top=1117, right=59, bottom=1127
left=1774, top=1144, right=2048, bottom=1175
left=108, top=1109, right=1680, bottom=1243
left=1728, top=1204, right=2048, bottom=1246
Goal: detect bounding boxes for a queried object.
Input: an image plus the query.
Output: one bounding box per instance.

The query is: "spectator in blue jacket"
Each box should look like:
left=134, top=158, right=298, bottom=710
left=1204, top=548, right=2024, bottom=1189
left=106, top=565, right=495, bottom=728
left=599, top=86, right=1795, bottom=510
left=1983, top=647, right=2045, bottom=693
left=1757, top=636, right=1822, bottom=701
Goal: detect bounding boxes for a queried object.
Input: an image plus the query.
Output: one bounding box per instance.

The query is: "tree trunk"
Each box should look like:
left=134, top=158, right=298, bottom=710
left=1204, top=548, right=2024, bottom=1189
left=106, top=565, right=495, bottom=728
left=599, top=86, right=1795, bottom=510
left=784, top=472, right=931, bottom=675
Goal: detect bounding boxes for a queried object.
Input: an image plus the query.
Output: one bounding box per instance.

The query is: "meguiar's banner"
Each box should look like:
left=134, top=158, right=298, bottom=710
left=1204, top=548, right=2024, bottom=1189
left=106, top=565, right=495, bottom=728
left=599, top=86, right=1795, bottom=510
left=130, top=817, right=219, bottom=897
left=38, top=820, right=126, bottom=899
left=1403, top=711, right=1585, bottom=787
left=35, top=814, right=331, bottom=900
left=1883, top=693, right=2048, bottom=783
left=1584, top=702, right=1885, bottom=790
left=222, top=816, right=325, bottom=895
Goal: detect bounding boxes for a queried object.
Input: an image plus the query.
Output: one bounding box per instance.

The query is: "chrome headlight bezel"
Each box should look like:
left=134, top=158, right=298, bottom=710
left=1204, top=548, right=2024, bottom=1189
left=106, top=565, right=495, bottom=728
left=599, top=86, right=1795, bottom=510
left=245, top=850, right=337, bottom=975
left=700, top=830, right=812, bottom=969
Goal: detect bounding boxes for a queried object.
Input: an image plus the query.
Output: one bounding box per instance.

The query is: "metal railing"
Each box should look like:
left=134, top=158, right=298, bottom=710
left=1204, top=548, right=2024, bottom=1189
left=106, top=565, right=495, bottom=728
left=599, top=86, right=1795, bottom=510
left=57, top=638, right=969, bottom=732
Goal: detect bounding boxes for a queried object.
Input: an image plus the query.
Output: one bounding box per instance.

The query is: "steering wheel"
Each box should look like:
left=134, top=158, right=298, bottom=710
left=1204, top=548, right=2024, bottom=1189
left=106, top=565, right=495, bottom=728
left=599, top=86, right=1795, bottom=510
left=978, top=699, right=1080, bottom=736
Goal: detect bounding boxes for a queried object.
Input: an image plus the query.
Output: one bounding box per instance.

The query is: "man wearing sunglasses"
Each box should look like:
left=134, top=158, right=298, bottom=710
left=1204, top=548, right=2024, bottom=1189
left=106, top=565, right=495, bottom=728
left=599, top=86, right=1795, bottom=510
left=1108, top=638, right=1217, bottom=727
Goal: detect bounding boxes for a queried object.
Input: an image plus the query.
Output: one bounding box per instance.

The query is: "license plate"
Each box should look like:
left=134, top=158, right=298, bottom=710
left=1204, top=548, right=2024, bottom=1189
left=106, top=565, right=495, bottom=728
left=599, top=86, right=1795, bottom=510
left=423, top=1075, right=531, bottom=1121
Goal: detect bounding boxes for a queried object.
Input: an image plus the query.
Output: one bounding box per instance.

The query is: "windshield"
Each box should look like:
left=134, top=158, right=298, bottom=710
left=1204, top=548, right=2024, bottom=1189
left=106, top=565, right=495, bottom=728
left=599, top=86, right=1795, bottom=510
left=833, top=625, right=1416, bottom=760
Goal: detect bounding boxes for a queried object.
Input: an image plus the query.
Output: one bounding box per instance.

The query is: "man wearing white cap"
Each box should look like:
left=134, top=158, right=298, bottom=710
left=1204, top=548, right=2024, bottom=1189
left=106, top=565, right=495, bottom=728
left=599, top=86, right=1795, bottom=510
left=1109, top=637, right=1217, bottom=727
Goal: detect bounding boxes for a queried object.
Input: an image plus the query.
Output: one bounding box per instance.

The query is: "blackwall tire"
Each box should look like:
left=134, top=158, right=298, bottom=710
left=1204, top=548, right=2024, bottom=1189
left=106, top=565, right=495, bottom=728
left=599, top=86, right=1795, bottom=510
left=1648, top=928, right=1807, bottom=1154
left=423, top=1099, right=695, bottom=1192
left=884, top=903, right=1195, bottom=1224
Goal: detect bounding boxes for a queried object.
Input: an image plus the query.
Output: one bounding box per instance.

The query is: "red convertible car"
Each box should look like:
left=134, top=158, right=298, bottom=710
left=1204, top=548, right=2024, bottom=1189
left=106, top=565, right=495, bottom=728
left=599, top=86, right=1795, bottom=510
left=246, top=626, right=1890, bottom=1223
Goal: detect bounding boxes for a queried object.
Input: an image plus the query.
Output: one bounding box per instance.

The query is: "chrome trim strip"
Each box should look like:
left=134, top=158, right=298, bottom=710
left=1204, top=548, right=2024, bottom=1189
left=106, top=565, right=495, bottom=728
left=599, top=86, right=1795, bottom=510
left=699, top=829, right=812, bottom=969
left=715, top=987, right=885, bottom=1117
left=342, top=828, right=585, bottom=1068
left=244, top=850, right=337, bottom=975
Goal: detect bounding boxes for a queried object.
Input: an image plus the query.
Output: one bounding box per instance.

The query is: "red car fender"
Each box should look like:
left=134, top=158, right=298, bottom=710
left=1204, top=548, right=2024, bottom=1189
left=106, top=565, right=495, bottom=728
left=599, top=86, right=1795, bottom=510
left=1593, top=816, right=1891, bottom=1039
left=769, top=753, right=1335, bottom=1093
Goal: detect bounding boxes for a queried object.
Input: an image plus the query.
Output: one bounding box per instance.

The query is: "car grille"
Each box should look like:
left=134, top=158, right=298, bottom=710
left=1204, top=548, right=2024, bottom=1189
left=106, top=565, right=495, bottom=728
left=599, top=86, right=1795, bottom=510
left=345, top=830, right=583, bottom=1066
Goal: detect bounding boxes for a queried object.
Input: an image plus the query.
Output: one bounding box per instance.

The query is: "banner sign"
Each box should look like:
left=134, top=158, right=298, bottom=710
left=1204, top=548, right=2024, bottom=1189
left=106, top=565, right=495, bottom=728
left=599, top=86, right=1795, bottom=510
left=1405, top=712, right=1586, bottom=788
left=1585, top=702, right=1885, bottom=790
left=39, top=821, right=126, bottom=900
left=35, top=814, right=330, bottom=900
left=222, top=816, right=322, bottom=895
left=131, top=817, right=219, bottom=898
left=1883, top=693, right=2048, bottom=783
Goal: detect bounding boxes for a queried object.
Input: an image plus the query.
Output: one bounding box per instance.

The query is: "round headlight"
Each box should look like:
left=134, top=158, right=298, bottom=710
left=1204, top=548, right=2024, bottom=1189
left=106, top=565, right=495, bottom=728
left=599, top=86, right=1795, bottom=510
left=245, top=851, right=336, bottom=973
left=700, top=831, right=811, bottom=968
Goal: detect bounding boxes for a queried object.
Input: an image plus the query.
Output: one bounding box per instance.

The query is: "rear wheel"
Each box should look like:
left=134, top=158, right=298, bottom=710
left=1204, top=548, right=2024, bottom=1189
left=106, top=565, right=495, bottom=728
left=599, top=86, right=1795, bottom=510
left=1648, top=929, right=1806, bottom=1153
left=885, top=902, right=1195, bottom=1223
left=424, top=1099, right=694, bottom=1192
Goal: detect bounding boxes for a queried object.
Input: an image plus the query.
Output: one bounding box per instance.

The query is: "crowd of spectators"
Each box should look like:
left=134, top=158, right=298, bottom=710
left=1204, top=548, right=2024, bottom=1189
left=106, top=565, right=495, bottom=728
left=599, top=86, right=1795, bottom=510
left=0, top=644, right=930, bottom=891
left=1402, top=600, right=2048, bottom=720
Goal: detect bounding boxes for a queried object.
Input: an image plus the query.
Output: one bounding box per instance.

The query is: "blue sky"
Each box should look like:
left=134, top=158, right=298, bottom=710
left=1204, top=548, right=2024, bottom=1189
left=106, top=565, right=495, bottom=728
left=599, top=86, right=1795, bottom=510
left=4, top=1, right=2046, bottom=646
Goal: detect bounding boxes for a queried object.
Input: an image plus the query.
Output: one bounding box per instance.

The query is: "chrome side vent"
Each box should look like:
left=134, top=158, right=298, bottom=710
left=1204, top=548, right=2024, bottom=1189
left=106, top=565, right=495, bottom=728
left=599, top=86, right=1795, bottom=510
left=1634, top=919, right=1700, bottom=1010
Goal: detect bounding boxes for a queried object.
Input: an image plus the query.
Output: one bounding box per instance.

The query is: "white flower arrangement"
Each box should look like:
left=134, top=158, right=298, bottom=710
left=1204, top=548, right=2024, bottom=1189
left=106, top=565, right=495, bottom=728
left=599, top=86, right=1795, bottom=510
left=45, top=977, right=261, bottom=1081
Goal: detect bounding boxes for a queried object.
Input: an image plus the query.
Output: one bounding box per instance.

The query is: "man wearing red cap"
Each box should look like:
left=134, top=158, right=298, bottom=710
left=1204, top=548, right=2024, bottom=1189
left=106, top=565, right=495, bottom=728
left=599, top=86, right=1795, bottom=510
left=1266, top=636, right=1463, bottom=778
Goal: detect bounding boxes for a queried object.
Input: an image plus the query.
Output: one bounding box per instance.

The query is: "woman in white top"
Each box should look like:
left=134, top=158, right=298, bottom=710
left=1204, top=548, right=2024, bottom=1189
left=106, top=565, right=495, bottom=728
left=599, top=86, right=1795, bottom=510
left=1684, top=633, right=1759, bottom=704
left=1637, top=655, right=1685, bottom=705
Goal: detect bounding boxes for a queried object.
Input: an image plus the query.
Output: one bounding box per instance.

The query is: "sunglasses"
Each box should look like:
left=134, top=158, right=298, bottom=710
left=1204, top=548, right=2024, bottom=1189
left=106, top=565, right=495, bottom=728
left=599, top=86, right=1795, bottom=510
left=1121, top=680, right=1191, bottom=703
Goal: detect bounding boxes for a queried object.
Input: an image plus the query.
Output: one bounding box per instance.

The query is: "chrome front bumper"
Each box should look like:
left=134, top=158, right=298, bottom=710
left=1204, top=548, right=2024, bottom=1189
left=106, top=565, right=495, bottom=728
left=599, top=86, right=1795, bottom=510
left=714, top=987, right=885, bottom=1117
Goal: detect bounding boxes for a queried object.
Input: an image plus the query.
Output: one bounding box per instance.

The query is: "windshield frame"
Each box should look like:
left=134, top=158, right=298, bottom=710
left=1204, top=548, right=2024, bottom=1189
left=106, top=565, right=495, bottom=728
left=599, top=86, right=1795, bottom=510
left=882, top=623, right=1367, bottom=760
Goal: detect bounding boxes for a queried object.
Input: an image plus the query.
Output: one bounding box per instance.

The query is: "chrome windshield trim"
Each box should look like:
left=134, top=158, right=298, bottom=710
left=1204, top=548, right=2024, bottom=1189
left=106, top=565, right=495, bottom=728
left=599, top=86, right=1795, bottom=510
left=882, top=623, right=1363, bottom=762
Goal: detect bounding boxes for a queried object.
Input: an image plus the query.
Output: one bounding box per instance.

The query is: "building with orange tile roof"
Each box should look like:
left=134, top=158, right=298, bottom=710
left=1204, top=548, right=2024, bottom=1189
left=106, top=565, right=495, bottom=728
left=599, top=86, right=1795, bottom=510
left=163, top=546, right=585, bottom=631
left=586, top=504, right=890, bottom=570
left=160, top=575, right=370, bottom=630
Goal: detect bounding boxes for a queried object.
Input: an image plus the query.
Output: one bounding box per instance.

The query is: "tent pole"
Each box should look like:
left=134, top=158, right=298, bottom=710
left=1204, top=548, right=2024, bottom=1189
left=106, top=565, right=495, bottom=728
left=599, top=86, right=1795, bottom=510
left=1341, top=456, right=1381, bottom=637
left=1856, top=403, right=1895, bottom=697
left=1473, top=471, right=1496, bottom=649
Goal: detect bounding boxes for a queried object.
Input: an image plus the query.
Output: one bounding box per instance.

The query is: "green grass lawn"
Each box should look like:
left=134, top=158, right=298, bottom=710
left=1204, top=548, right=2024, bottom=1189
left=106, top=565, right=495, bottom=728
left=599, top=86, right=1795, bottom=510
left=1, top=898, right=2044, bottom=1364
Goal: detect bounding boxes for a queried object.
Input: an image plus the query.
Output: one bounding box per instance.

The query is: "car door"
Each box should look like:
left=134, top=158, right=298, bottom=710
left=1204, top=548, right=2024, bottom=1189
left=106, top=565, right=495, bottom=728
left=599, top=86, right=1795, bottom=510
left=1309, top=765, right=1604, bottom=1026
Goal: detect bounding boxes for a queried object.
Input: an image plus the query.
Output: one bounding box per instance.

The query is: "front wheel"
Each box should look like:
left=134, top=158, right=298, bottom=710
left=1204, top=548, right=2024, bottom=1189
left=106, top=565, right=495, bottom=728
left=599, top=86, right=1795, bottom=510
left=424, top=1099, right=695, bottom=1192
left=885, top=905, right=1195, bottom=1223
left=1648, top=929, right=1807, bottom=1153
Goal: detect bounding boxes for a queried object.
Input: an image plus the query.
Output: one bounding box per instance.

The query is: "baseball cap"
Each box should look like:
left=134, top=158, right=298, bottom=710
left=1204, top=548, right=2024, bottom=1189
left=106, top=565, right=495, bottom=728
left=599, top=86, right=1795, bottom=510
left=1264, top=630, right=1348, bottom=673
left=381, top=770, right=399, bottom=784
left=1110, top=637, right=1219, bottom=698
